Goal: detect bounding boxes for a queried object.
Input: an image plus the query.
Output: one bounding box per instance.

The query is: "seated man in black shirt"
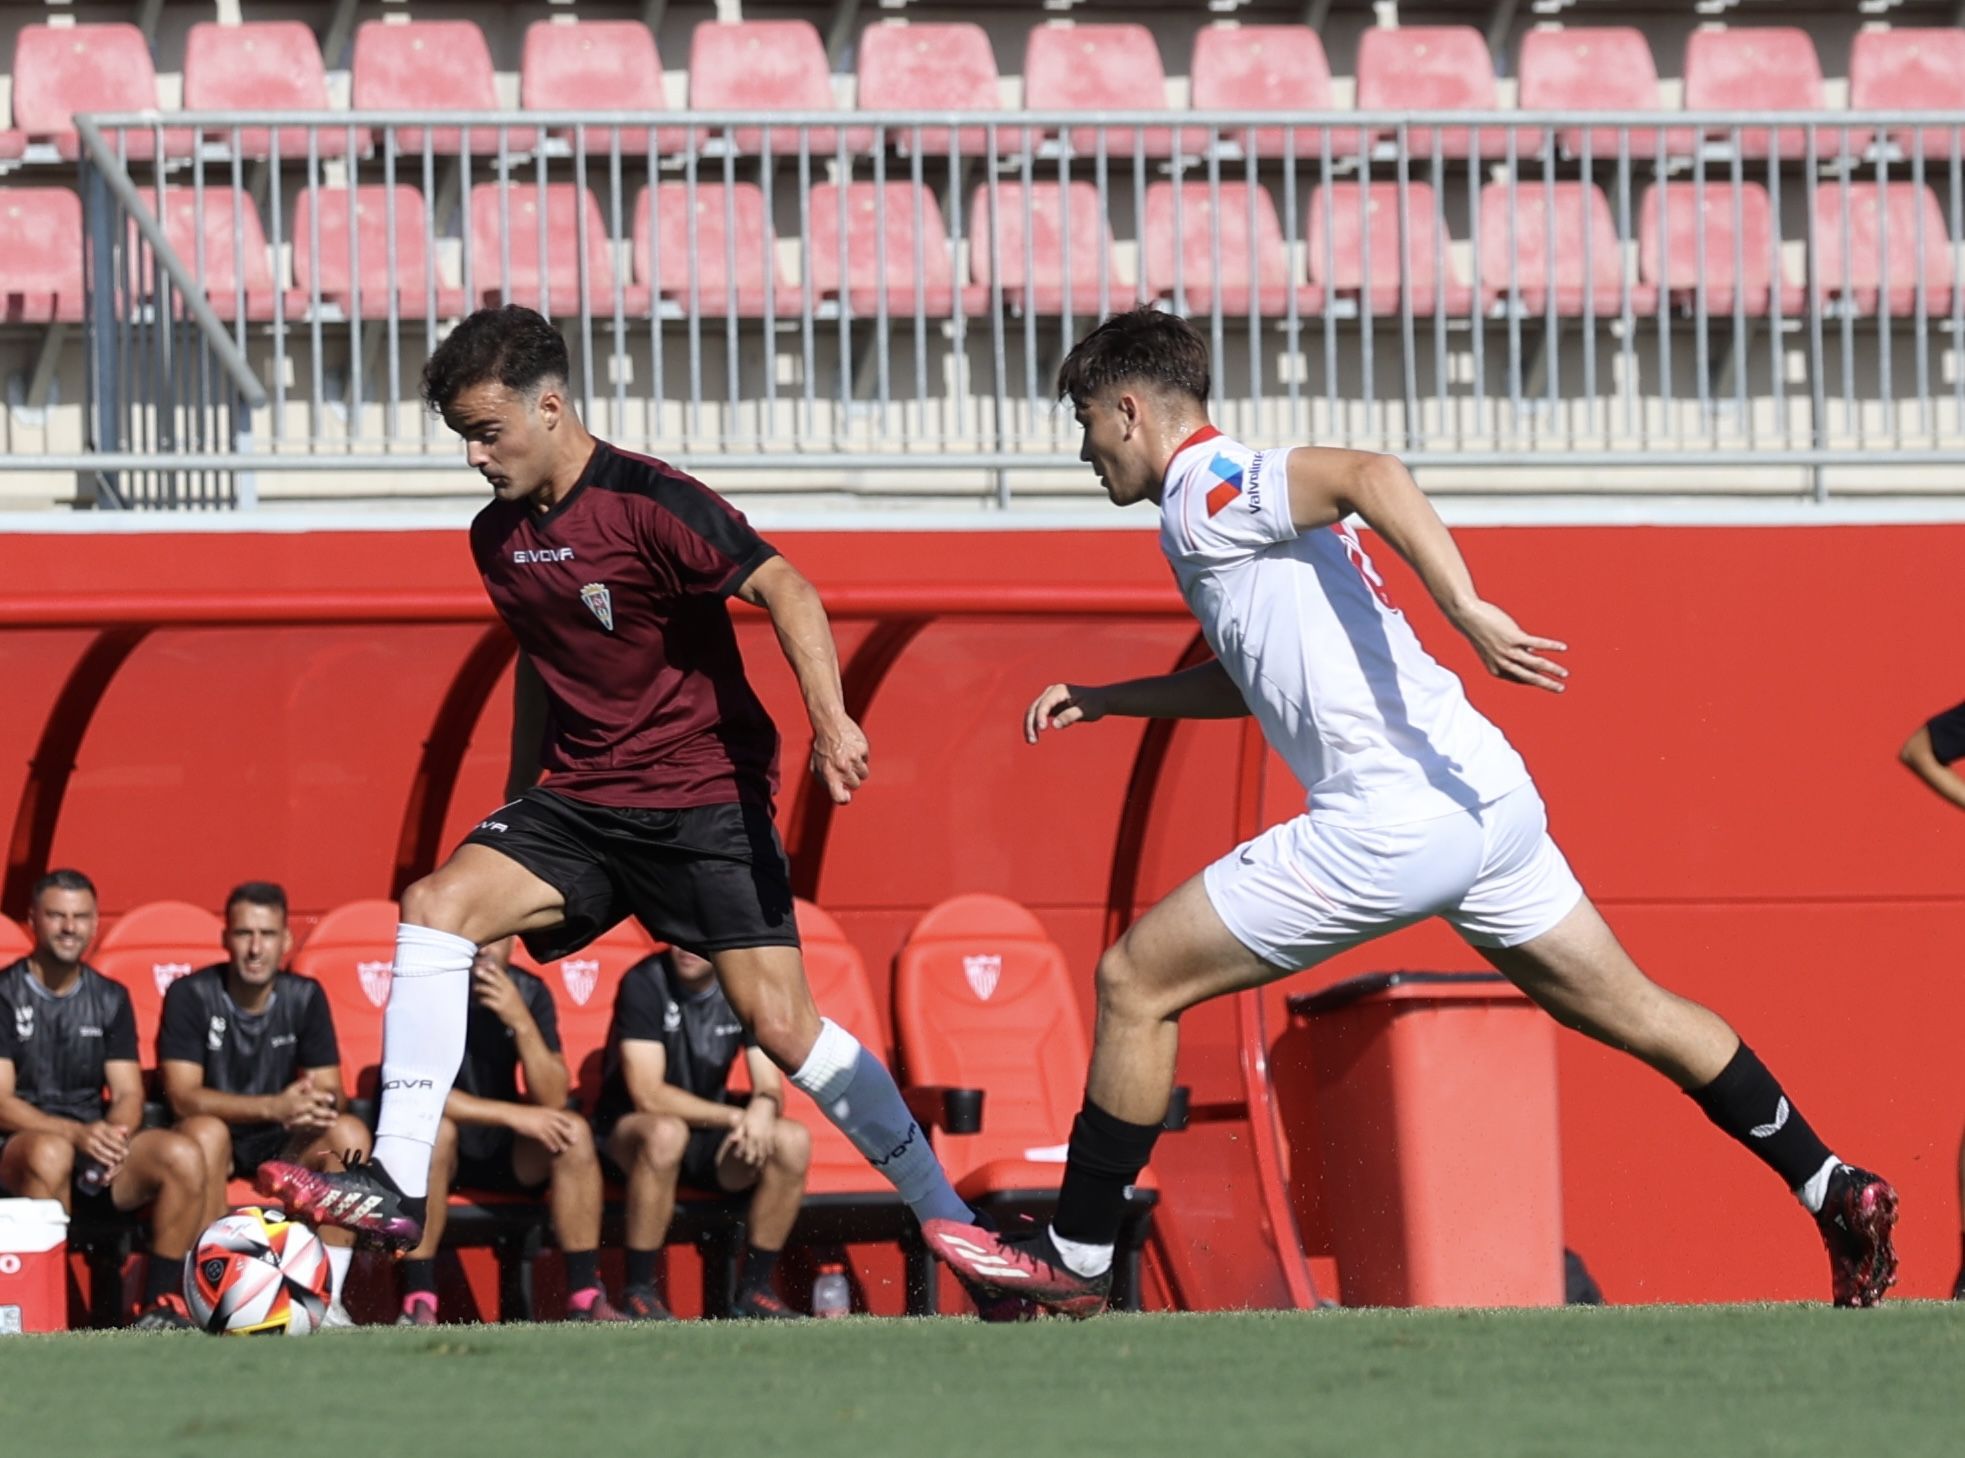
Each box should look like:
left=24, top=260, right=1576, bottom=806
left=597, top=946, right=812, bottom=1320
left=396, top=937, right=624, bottom=1324
left=0, top=869, right=209, bottom=1329
left=160, top=881, right=370, bottom=1324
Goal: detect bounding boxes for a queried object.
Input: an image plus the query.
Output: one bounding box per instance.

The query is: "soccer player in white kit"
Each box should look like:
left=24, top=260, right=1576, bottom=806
left=925, top=308, right=1898, bottom=1313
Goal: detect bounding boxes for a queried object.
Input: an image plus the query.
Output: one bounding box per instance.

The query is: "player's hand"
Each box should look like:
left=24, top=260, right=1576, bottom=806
left=74, top=1120, right=128, bottom=1171
left=472, top=961, right=529, bottom=1028
left=508, top=1105, right=587, bottom=1155
left=727, top=1102, right=775, bottom=1168
left=810, top=717, right=871, bottom=806
left=273, top=1077, right=335, bottom=1131
left=1454, top=600, right=1569, bottom=693
left=1024, top=683, right=1106, bottom=743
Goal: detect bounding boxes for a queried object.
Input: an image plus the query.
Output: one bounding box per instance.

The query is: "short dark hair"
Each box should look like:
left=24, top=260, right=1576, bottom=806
left=30, top=869, right=95, bottom=903
left=421, top=305, right=570, bottom=412
left=224, top=881, right=288, bottom=920
left=1056, top=307, right=1210, bottom=408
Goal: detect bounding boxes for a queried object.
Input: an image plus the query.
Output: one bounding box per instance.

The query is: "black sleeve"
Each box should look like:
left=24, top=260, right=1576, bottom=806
left=611, top=961, right=671, bottom=1043
left=103, top=985, right=138, bottom=1064
left=638, top=476, right=777, bottom=598
left=527, top=978, right=562, bottom=1056
left=1927, top=700, right=1965, bottom=765
left=155, top=977, right=205, bottom=1064
left=297, top=983, right=340, bottom=1069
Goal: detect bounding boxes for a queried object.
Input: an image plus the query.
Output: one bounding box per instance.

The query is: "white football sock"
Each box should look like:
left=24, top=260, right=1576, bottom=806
left=790, top=1018, right=972, bottom=1226
left=1796, top=1153, right=1841, bottom=1214
left=1047, top=1226, right=1115, bottom=1280
left=371, top=922, right=474, bottom=1199
left=325, top=1240, right=353, bottom=1303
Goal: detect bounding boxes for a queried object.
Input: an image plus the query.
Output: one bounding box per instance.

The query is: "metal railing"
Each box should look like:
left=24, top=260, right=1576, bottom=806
left=60, top=108, right=1965, bottom=506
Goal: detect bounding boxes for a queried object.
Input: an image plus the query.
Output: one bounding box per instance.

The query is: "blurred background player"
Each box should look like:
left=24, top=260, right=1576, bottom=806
left=0, top=870, right=209, bottom=1329
left=159, top=880, right=367, bottom=1325
left=1897, top=696, right=1965, bottom=1299
left=396, top=936, right=623, bottom=1325
left=928, top=309, right=1898, bottom=1315
left=596, top=946, right=812, bottom=1320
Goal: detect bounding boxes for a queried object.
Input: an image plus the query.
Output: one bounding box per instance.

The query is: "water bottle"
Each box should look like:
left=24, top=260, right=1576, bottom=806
left=76, top=1160, right=108, bottom=1196
left=811, top=1262, right=851, bottom=1319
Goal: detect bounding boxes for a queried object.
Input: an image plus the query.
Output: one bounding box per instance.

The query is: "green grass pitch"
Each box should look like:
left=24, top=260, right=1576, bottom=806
left=3, top=1304, right=1959, bottom=1458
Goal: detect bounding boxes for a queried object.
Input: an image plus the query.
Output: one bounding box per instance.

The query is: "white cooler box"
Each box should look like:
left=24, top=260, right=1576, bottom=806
left=0, top=1198, right=69, bottom=1333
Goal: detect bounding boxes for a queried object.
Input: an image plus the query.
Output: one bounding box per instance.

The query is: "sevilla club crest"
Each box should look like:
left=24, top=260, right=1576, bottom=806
left=560, top=957, right=600, bottom=1007
left=357, top=959, right=394, bottom=1008
left=152, top=960, right=192, bottom=995
left=962, top=954, right=1002, bottom=1001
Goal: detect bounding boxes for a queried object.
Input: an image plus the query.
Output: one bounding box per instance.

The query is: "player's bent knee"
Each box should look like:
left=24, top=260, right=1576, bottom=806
left=177, top=1114, right=231, bottom=1159
left=1094, top=943, right=1156, bottom=1019
left=150, top=1131, right=206, bottom=1191
left=772, top=1120, right=811, bottom=1172
left=326, top=1113, right=372, bottom=1155
left=21, top=1134, right=73, bottom=1188
left=637, top=1116, right=689, bottom=1170
left=398, top=873, right=474, bottom=938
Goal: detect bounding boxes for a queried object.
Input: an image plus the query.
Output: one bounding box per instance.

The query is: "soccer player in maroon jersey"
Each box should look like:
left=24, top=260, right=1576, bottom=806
left=260, top=308, right=1008, bottom=1311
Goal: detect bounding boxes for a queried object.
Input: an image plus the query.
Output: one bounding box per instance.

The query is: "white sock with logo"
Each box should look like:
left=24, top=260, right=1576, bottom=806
left=790, top=1018, right=972, bottom=1226
left=371, top=922, right=475, bottom=1199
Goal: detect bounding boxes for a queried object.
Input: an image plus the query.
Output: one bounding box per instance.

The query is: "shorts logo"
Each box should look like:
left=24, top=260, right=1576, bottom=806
left=1203, top=451, right=1246, bottom=517
left=559, top=958, right=600, bottom=1007
left=477, top=820, right=509, bottom=834
left=152, top=961, right=192, bottom=995
left=962, top=954, right=1002, bottom=1001
left=357, top=959, right=394, bottom=1008
left=580, top=582, right=615, bottom=632
left=12, top=1005, right=30, bottom=1042
left=207, top=1014, right=227, bottom=1052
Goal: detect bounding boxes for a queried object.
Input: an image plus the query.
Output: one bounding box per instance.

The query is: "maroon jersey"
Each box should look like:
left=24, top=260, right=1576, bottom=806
left=469, top=440, right=781, bottom=809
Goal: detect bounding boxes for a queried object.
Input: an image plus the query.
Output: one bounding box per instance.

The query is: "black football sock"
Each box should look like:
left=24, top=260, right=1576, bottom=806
left=563, top=1248, right=600, bottom=1295
left=1051, top=1098, right=1164, bottom=1252
left=1687, top=1042, right=1837, bottom=1208
left=738, top=1246, right=781, bottom=1298
left=625, top=1248, right=662, bottom=1294
left=144, top=1251, right=181, bottom=1304
left=402, top=1258, right=438, bottom=1297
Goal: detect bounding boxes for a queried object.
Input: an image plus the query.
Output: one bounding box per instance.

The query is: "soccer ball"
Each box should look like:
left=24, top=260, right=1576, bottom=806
left=182, top=1205, right=332, bottom=1336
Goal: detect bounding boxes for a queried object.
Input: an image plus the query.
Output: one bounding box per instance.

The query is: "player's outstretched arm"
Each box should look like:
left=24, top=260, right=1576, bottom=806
left=1899, top=725, right=1965, bottom=810
left=505, top=653, right=548, bottom=801
left=1024, top=660, right=1249, bottom=743
left=736, top=555, right=869, bottom=805
left=1287, top=448, right=1570, bottom=694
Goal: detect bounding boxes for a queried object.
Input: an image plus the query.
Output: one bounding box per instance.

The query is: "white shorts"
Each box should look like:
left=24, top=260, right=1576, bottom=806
left=1202, top=781, right=1584, bottom=971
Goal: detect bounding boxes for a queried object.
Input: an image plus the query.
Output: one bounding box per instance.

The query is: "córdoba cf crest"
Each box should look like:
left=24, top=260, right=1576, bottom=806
left=580, top=582, right=614, bottom=631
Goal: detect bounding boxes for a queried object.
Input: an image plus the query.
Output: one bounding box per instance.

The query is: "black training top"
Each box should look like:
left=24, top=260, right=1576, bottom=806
left=0, top=960, right=138, bottom=1123
left=596, top=954, right=753, bottom=1122
left=455, top=965, right=561, bottom=1164
left=156, top=965, right=340, bottom=1143
left=1927, top=699, right=1965, bottom=765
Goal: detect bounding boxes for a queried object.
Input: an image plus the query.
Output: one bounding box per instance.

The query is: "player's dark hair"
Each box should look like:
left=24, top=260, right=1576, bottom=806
left=224, top=881, right=289, bottom=920
left=1056, top=307, right=1211, bottom=408
left=30, top=868, right=95, bottom=903
left=421, top=305, right=571, bottom=411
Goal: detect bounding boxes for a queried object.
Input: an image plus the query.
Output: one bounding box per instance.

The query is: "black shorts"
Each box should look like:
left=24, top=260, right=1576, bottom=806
left=229, top=1123, right=297, bottom=1180
left=463, top=789, right=800, bottom=964
left=598, top=1122, right=730, bottom=1195
left=453, top=1132, right=547, bottom=1195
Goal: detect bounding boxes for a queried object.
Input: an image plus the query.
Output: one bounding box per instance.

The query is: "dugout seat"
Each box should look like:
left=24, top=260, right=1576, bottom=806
left=856, top=22, right=1016, bottom=157
left=1355, top=26, right=1510, bottom=160
left=93, top=900, right=221, bottom=1072
left=1023, top=22, right=1176, bottom=160
left=1813, top=182, right=1958, bottom=317
left=1517, top=27, right=1692, bottom=160
left=968, top=180, right=1129, bottom=317
left=521, top=19, right=693, bottom=157
left=689, top=20, right=870, bottom=157
left=1682, top=27, right=1824, bottom=161
left=0, top=189, right=85, bottom=324
left=291, top=185, right=466, bottom=321
left=352, top=20, right=536, bottom=157
left=1144, top=180, right=1321, bottom=317
left=183, top=21, right=362, bottom=160
left=291, top=898, right=398, bottom=1099
left=1307, top=181, right=1480, bottom=316
left=1189, top=24, right=1361, bottom=161
left=466, top=182, right=647, bottom=317
left=633, top=182, right=793, bottom=319
left=1849, top=29, right=1965, bottom=162
left=807, top=182, right=977, bottom=318
left=510, top=919, right=657, bottom=1110
left=145, top=187, right=285, bottom=322
left=894, top=894, right=1158, bottom=1310
left=1640, top=183, right=1804, bottom=318
left=11, top=22, right=192, bottom=161
left=1479, top=181, right=1658, bottom=317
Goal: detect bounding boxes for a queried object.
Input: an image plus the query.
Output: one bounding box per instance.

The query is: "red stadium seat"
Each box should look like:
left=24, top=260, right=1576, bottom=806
left=857, top=22, right=1016, bottom=157
left=521, top=19, right=693, bottom=156
left=148, top=187, right=286, bottom=322
left=94, top=900, right=222, bottom=1068
left=292, top=185, right=464, bottom=321
left=633, top=182, right=792, bottom=318
left=291, top=899, right=398, bottom=1098
left=1849, top=29, right=1965, bottom=163
left=689, top=20, right=870, bottom=157
left=1518, top=27, right=1693, bottom=159
left=1355, top=25, right=1509, bottom=160
left=807, top=182, right=976, bottom=317
left=0, top=189, right=84, bottom=324
left=1682, top=27, right=1824, bottom=161
left=466, top=182, right=646, bottom=317
left=0, top=919, right=28, bottom=959
left=1813, top=182, right=1957, bottom=317
left=1480, top=181, right=1658, bottom=317
left=1143, top=181, right=1321, bottom=316
left=967, top=180, right=1127, bottom=316
left=1307, top=182, right=1479, bottom=316
left=352, top=20, right=536, bottom=157
left=183, top=21, right=363, bottom=160
left=1640, top=183, right=1803, bottom=318
left=1189, top=24, right=1363, bottom=160
left=1023, top=22, right=1176, bottom=160
left=12, top=22, right=192, bottom=160
left=511, top=920, right=656, bottom=1109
